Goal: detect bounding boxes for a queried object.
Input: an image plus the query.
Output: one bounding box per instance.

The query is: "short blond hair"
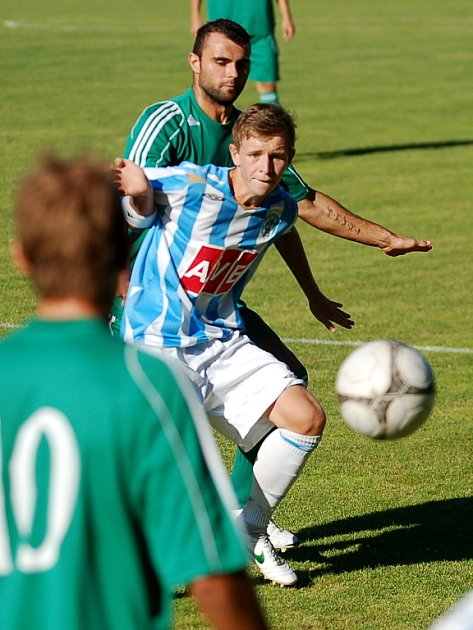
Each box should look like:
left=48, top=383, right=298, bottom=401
left=16, top=155, right=128, bottom=313
left=232, top=103, right=296, bottom=152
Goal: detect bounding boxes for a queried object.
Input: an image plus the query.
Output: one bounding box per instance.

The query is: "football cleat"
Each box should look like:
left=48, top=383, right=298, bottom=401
left=267, top=519, right=300, bottom=552
left=252, top=534, right=298, bottom=587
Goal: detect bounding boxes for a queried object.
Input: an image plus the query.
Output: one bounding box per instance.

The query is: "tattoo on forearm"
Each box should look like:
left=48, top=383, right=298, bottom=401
left=326, top=205, right=361, bottom=234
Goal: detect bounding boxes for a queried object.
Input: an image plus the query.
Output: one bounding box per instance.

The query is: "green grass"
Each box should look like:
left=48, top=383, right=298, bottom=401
left=1, top=0, right=472, bottom=628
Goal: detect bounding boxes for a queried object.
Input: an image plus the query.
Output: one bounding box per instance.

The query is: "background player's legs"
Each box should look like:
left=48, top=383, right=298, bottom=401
left=256, top=81, right=279, bottom=104
left=249, top=35, right=280, bottom=104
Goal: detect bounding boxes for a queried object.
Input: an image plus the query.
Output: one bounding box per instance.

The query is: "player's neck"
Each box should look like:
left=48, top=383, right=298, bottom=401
left=193, top=86, right=235, bottom=124
left=229, top=168, right=265, bottom=210
left=37, top=297, right=105, bottom=321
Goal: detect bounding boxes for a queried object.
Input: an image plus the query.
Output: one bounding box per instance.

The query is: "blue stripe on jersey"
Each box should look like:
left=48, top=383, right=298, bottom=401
left=163, top=174, right=204, bottom=345
left=152, top=163, right=228, bottom=345
left=208, top=184, right=236, bottom=245
left=123, top=163, right=297, bottom=348
left=122, top=225, right=165, bottom=337
left=149, top=165, right=201, bottom=347
left=205, top=293, right=244, bottom=330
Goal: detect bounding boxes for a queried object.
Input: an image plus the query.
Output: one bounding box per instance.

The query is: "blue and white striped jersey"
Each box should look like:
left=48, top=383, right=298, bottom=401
left=122, top=162, right=298, bottom=348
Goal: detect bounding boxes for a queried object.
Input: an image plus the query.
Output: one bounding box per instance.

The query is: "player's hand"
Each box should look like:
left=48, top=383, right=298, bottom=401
left=112, top=158, right=150, bottom=198
left=282, top=18, right=295, bottom=41
left=381, top=234, right=432, bottom=257
left=308, top=292, right=354, bottom=333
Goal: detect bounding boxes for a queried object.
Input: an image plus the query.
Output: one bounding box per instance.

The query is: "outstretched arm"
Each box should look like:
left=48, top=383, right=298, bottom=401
left=275, top=227, right=354, bottom=333
left=297, top=188, right=432, bottom=256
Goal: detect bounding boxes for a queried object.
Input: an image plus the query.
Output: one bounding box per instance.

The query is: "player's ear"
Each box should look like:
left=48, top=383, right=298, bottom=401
left=229, top=143, right=240, bottom=167
left=288, top=148, right=296, bottom=164
left=11, top=241, right=32, bottom=277
left=188, top=52, right=201, bottom=75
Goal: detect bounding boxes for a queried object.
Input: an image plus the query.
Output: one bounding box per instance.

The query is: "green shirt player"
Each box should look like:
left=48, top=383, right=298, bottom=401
left=0, top=156, right=268, bottom=630
left=191, top=0, right=296, bottom=103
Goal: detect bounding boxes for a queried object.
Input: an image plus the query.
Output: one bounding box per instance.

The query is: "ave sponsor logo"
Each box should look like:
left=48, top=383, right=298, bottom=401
left=181, top=245, right=258, bottom=295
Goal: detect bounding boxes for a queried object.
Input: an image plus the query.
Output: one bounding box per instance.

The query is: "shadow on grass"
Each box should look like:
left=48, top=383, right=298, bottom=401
left=295, top=139, right=473, bottom=161
left=289, top=497, right=473, bottom=586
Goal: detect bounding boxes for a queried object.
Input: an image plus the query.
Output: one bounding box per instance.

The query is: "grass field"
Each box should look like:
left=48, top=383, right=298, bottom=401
left=1, top=1, right=472, bottom=628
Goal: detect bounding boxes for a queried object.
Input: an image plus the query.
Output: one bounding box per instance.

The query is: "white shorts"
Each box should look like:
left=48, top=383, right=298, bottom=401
left=160, top=331, right=304, bottom=451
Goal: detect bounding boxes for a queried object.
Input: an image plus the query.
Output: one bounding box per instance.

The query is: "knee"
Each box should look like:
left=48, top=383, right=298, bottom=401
left=300, top=398, right=326, bottom=436
left=271, top=386, right=326, bottom=436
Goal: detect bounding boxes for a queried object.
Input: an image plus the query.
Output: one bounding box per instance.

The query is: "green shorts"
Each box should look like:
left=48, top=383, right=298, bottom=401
left=249, top=34, right=280, bottom=83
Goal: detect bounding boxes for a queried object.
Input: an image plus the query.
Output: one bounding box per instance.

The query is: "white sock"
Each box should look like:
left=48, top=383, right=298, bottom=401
left=241, top=429, right=321, bottom=535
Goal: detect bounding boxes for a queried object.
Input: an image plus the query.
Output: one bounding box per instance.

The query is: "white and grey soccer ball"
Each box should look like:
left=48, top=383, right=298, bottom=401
left=335, top=340, right=435, bottom=439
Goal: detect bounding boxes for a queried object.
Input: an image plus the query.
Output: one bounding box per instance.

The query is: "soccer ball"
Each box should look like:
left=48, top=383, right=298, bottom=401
left=335, top=340, right=435, bottom=439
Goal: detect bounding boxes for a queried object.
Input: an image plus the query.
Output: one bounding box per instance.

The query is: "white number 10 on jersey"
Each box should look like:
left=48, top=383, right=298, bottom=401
left=0, top=407, right=80, bottom=574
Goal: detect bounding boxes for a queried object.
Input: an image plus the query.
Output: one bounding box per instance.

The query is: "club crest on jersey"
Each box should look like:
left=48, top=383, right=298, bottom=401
left=181, top=245, right=258, bottom=295
left=262, top=213, right=280, bottom=237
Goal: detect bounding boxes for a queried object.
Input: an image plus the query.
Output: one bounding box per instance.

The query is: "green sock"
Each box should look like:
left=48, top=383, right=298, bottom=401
left=230, top=430, right=276, bottom=507
left=230, top=447, right=257, bottom=507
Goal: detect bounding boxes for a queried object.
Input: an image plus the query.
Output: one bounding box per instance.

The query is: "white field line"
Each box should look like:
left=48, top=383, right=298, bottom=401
left=0, top=321, right=471, bottom=354
left=282, top=337, right=473, bottom=355
left=4, top=19, right=81, bottom=31
left=4, top=19, right=165, bottom=33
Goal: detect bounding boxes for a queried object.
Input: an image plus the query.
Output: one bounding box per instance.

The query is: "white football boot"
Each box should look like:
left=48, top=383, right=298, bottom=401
left=267, top=519, right=300, bottom=552
left=251, top=534, right=298, bottom=587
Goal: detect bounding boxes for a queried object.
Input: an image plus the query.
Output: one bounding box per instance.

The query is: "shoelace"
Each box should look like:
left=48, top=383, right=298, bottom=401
left=260, top=537, right=286, bottom=566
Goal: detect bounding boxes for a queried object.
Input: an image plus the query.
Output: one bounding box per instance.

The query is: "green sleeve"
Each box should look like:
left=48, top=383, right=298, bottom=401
left=123, top=101, right=186, bottom=167
left=281, top=164, right=311, bottom=202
